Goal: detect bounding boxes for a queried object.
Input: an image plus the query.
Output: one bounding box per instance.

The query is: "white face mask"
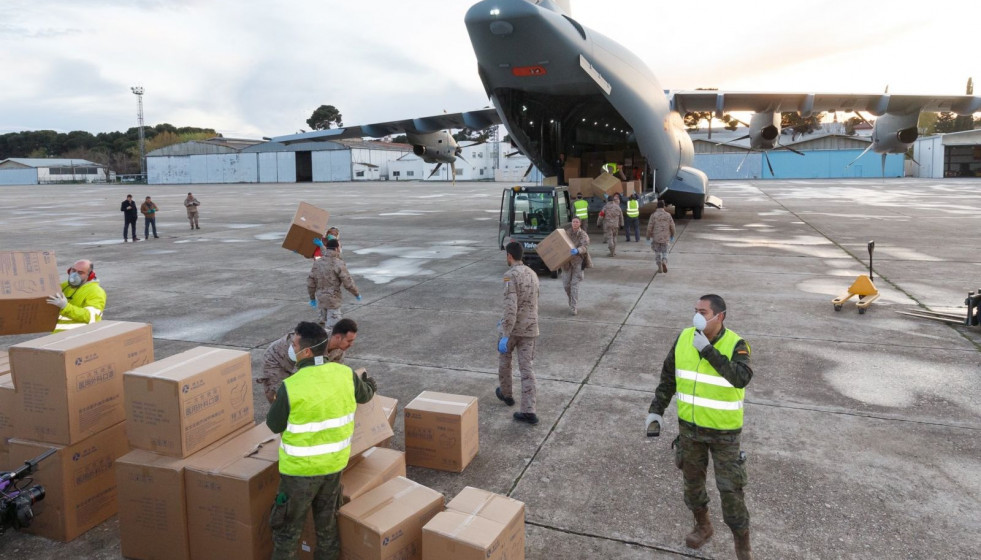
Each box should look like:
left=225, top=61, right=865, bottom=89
left=68, top=271, right=83, bottom=287
left=692, top=313, right=707, bottom=331
left=287, top=344, right=297, bottom=362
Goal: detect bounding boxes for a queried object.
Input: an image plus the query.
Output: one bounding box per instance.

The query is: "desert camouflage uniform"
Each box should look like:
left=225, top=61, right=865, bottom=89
left=184, top=195, right=200, bottom=229
left=307, top=249, right=359, bottom=328
left=498, top=261, right=540, bottom=414
left=560, top=226, right=590, bottom=313
left=255, top=333, right=346, bottom=403
left=649, top=327, right=753, bottom=532
left=646, top=207, right=676, bottom=269
left=600, top=200, right=624, bottom=256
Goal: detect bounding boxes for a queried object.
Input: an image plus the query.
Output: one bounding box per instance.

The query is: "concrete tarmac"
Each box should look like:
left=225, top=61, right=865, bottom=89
left=1, top=178, right=979, bottom=559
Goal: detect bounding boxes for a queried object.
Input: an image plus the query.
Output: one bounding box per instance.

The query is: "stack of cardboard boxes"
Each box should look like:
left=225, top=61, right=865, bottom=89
left=4, top=321, right=154, bottom=542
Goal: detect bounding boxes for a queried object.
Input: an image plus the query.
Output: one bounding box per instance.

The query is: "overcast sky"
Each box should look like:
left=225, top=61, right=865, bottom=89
left=1, top=0, right=976, bottom=138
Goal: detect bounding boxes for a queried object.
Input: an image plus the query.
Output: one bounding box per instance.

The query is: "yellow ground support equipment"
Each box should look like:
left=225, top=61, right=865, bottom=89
left=833, top=241, right=879, bottom=314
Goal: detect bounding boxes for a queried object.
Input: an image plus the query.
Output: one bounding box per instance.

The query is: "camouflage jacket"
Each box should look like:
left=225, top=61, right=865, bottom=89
left=646, top=208, right=676, bottom=244
left=562, top=226, right=590, bottom=270
left=256, top=332, right=346, bottom=401
left=600, top=201, right=624, bottom=228
left=501, top=263, right=539, bottom=338
left=184, top=196, right=200, bottom=215
left=307, top=250, right=359, bottom=308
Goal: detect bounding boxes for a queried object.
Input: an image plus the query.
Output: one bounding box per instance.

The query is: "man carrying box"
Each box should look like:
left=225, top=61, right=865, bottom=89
left=560, top=217, right=590, bottom=316
left=266, top=321, right=377, bottom=560
left=46, top=259, right=106, bottom=332
left=599, top=193, right=624, bottom=257
left=307, top=239, right=361, bottom=329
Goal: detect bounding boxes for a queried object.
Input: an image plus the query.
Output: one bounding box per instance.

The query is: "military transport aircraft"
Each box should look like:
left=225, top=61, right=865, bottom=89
left=272, top=0, right=981, bottom=218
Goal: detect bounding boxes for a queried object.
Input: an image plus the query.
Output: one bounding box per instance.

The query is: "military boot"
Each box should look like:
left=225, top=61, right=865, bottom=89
left=685, top=507, right=714, bottom=549
left=733, top=528, right=753, bottom=560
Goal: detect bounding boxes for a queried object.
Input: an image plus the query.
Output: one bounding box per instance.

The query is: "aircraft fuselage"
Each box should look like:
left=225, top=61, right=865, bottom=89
left=465, top=0, right=708, bottom=209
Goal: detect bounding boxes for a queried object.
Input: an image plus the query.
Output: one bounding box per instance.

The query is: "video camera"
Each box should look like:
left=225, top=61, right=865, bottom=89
left=0, top=448, right=56, bottom=534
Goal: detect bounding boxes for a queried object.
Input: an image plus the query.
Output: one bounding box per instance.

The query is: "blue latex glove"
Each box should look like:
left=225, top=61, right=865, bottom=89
left=356, top=295, right=362, bottom=301
left=308, top=299, right=317, bottom=308
left=313, top=238, right=324, bottom=247
left=497, top=337, right=509, bottom=354
left=570, top=248, right=579, bottom=255
left=670, top=237, right=675, bottom=242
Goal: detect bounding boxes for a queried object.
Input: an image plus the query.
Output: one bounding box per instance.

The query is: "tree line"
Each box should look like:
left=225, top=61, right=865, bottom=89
left=0, top=124, right=218, bottom=175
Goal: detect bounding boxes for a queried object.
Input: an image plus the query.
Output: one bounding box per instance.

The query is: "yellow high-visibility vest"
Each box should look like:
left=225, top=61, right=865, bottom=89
left=674, top=328, right=747, bottom=431
left=573, top=199, right=589, bottom=220
left=279, top=362, right=357, bottom=475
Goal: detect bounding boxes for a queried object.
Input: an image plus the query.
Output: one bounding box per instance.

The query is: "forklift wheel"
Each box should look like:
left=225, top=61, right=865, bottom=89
left=834, top=304, right=842, bottom=311
left=858, top=307, right=866, bottom=314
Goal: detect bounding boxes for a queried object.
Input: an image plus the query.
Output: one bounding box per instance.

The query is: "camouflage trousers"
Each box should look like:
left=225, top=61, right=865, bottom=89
left=604, top=226, right=620, bottom=255
left=187, top=211, right=199, bottom=228
left=317, top=307, right=341, bottom=329
left=651, top=242, right=669, bottom=267
left=562, top=265, right=584, bottom=311
left=270, top=472, right=343, bottom=560
left=676, top=422, right=750, bottom=531
left=498, top=336, right=537, bottom=414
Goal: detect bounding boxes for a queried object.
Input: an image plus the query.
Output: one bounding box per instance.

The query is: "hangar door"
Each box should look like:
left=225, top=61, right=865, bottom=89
left=295, top=152, right=313, bottom=182
left=944, top=145, right=981, bottom=177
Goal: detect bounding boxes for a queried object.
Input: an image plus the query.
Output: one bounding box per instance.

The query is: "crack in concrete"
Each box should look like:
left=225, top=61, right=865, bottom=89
left=525, top=520, right=712, bottom=558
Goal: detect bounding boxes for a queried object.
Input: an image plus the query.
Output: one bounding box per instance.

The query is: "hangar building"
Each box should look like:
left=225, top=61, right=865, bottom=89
left=911, top=129, right=981, bottom=178
left=0, top=158, right=111, bottom=185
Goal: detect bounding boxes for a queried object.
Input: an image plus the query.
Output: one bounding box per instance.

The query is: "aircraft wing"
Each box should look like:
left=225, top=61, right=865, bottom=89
left=270, top=108, right=501, bottom=144
left=667, top=91, right=981, bottom=117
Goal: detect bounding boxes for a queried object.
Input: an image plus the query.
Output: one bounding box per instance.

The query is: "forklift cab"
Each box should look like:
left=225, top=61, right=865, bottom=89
left=499, top=186, right=573, bottom=274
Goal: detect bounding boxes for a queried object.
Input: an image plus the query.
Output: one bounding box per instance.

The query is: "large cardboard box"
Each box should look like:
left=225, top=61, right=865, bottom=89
left=124, top=347, right=254, bottom=458
left=591, top=171, right=623, bottom=197
left=567, top=177, right=594, bottom=199
left=7, top=421, right=130, bottom=542
left=621, top=180, right=638, bottom=197
left=376, top=395, right=398, bottom=429
left=10, top=321, right=154, bottom=445
left=341, top=447, right=406, bottom=504
left=114, top=423, right=253, bottom=560
left=535, top=228, right=576, bottom=272
left=282, top=202, right=330, bottom=258
left=404, top=391, right=478, bottom=473
left=543, top=176, right=558, bottom=187
left=422, top=511, right=513, bottom=560
left=185, top=424, right=280, bottom=560
left=0, top=372, right=14, bottom=460
left=349, top=375, right=396, bottom=460
left=337, top=476, right=444, bottom=560
left=0, top=250, right=60, bottom=335
left=445, top=487, right=526, bottom=559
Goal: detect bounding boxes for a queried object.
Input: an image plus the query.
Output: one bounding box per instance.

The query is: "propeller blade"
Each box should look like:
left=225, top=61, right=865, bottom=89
left=523, top=163, right=533, bottom=179
left=719, top=134, right=751, bottom=148
left=764, top=151, right=775, bottom=177
left=845, top=143, right=875, bottom=169
left=451, top=161, right=456, bottom=185
left=853, top=111, right=874, bottom=128
left=456, top=154, right=470, bottom=165
left=778, top=145, right=806, bottom=156
left=505, top=150, right=522, bottom=158
left=428, top=163, right=442, bottom=178
left=880, top=153, right=886, bottom=177
left=736, top=150, right=752, bottom=173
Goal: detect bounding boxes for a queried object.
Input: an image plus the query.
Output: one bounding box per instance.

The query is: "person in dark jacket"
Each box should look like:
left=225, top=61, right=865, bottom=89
left=120, top=194, right=140, bottom=242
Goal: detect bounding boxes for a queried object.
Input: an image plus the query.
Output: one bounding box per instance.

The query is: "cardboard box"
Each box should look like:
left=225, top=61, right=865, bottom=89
left=621, top=180, right=637, bottom=197
left=0, top=250, right=60, bottom=335
left=534, top=228, right=576, bottom=272
left=7, top=421, right=130, bottom=542
left=445, top=487, right=526, bottom=560
left=591, top=171, right=623, bottom=197
left=185, top=424, right=281, bottom=560
left=0, top=373, right=15, bottom=450
left=282, top=202, right=329, bottom=258
left=341, top=447, right=406, bottom=504
left=423, top=511, right=514, bottom=560
left=114, top=423, right=253, bottom=560
left=349, top=375, right=396, bottom=460
left=124, top=346, right=254, bottom=458
left=337, top=476, right=444, bottom=560
left=567, top=177, right=594, bottom=199
left=376, top=395, right=398, bottom=429
left=543, top=176, right=558, bottom=186
left=9, top=321, right=154, bottom=445
left=404, top=391, right=478, bottom=473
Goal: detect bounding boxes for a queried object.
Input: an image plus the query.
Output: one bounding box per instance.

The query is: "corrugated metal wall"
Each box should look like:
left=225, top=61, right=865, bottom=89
left=912, top=136, right=943, bottom=178
left=766, top=150, right=904, bottom=178
left=0, top=168, right=38, bottom=185
left=312, top=151, right=352, bottom=182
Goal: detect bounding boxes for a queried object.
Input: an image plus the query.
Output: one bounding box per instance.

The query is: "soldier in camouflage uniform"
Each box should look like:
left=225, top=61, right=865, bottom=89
left=599, top=193, right=624, bottom=256
left=645, top=200, right=676, bottom=273
left=496, top=242, right=541, bottom=425
left=256, top=319, right=358, bottom=403
left=307, top=239, right=361, bottom=328
left=266, top=321, right=377, bottom=560
left=646, top=294, right=754, bottom=560
left=560, top=217, right=590, bottom=315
